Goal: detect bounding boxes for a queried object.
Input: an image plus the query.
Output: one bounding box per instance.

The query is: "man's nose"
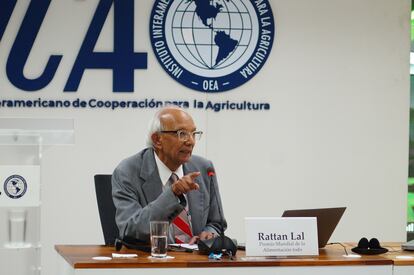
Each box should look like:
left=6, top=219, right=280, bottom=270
left=185, top=134, right=196, bottom=145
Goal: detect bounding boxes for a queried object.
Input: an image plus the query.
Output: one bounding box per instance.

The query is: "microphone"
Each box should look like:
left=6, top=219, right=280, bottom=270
left=207, top=168, right=215, bottom=177
left=197, top=167, right=237, bottom=256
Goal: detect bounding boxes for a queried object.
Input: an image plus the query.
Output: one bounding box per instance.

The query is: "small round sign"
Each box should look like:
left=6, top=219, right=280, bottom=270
left=3, top=175, right=27, bottom=199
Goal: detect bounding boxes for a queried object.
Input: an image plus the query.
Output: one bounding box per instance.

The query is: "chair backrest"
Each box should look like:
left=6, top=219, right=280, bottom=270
left=94, top=174, right=119, bottom=245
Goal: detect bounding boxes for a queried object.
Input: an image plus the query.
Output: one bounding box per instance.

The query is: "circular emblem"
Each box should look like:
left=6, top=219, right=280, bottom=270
left=150, top=0, right=275, bottom=92
left=3, top=175, right=27, bottom=199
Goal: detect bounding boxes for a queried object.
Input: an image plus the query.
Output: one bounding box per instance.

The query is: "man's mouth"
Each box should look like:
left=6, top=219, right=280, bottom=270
left=180, top=149, right=192, bottom=155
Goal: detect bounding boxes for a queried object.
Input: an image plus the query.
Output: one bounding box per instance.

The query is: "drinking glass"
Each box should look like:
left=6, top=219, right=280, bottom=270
left=150, top=221, right=169, bottom=257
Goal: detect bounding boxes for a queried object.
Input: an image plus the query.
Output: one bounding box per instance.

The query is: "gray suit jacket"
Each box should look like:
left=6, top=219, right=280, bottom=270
left=112, top=147, right=227, bottom=242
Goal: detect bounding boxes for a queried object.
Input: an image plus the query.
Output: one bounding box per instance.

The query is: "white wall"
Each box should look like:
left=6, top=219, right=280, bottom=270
left=0, top=0, right=410, bottom=275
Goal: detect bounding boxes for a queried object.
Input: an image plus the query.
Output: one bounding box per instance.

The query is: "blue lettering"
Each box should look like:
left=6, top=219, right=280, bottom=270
left=0, top=0, right=16, bottom=41
left=6, top=0, right=62, bottom=91
left=64, top=0, right=147, bottom=92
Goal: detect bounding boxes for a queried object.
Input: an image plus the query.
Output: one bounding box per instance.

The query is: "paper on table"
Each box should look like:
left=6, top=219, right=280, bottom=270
left=112, top=253, right=138, bottom=258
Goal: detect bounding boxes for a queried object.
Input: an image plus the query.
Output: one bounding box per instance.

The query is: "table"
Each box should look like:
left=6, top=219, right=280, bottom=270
left=55, top=244, right=395, bottom=275
left=377, top=243, right=414, bottom=275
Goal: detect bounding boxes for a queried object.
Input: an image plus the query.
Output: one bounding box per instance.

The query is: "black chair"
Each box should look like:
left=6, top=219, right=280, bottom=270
left=94, top=174, right=119, bottom=245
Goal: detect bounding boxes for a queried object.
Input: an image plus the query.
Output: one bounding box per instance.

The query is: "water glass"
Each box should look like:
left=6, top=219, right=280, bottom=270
left=8, top=209, right=27, bottom=246
left=150, top=221, right=169, bottom=257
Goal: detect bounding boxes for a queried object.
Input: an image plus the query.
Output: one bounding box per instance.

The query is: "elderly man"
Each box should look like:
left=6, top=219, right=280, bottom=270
left=112, top=107, right=226, bottom=244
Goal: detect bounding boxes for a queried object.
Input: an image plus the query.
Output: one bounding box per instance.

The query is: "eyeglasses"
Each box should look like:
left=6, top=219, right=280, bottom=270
left=160, top=130, right=203, bottom=141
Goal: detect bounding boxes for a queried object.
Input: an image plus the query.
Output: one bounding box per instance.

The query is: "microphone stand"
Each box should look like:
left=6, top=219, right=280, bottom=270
left=197, top=169, right=237, bottom=257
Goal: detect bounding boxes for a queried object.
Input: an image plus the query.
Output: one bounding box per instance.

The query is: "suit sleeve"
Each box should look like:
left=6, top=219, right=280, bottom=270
left=111, top=164, right=185, bottom=243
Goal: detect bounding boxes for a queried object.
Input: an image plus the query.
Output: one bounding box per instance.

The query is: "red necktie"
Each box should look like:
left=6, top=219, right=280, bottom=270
left=169, top=173, right=193, bottom=243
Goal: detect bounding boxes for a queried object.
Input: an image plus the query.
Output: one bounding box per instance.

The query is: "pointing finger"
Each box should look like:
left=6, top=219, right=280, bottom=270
left=188, top=171, right=201, bottom=180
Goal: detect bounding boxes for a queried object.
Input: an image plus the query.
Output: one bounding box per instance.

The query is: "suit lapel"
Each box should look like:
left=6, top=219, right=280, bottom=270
left=140, top=148, right=163, bottom=204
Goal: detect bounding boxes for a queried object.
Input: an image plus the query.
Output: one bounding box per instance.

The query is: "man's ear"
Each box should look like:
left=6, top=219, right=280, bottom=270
left=151, top=132, right=162, bottom=149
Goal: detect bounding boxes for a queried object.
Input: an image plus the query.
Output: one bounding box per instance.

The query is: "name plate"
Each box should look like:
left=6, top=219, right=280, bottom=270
left=245, top=217, right=318, bottom=256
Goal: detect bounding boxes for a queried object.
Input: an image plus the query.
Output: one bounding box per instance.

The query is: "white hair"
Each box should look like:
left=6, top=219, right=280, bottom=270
left=146, top=106, right=184, bottom=147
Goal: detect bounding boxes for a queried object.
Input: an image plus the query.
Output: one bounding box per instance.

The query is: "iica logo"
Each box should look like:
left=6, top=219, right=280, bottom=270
left=4, top=175, right=27, bottom=199
left=150, top=0, right=275, bottom=93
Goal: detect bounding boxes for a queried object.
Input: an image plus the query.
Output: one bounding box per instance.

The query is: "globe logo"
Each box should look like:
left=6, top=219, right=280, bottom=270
left=4, top=175, right=27, bottom=199
left=150, top=0, right=275, bottom=92
left=170, top=0, right=253, bottom=71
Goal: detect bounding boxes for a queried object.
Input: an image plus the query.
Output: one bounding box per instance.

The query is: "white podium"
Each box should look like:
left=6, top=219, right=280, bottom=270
left=0, top=118, right=74, bottom=275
